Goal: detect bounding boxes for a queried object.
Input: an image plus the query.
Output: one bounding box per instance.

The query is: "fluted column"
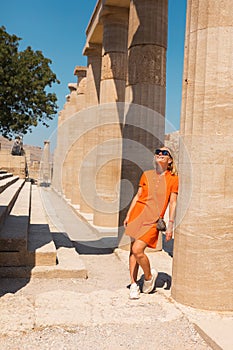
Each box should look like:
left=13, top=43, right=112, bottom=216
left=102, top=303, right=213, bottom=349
left=93, top=6, right=129, bottom=227
left=52, top=89, right=75, bottom=193
left=79, top=44, right=102, bottom=214
left=119, top=0, right=168, bottom=246
left=172, top=0, right=233, bottom=311
left=66, top=67, right=87, bottom=204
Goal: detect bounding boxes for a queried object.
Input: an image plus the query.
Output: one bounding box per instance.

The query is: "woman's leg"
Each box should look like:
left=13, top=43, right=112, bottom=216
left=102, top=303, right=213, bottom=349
left=129, top=242, right=139, bottom=284
left=131, top=239, right=152, bottom=281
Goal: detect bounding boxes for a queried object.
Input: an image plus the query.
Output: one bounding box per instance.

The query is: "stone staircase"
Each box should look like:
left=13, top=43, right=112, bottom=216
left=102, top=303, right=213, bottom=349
left=0, top=170, right=87, bottom=278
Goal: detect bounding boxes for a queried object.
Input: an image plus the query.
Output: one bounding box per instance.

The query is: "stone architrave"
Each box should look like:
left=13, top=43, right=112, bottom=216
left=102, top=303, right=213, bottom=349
left=172, top=0, right=233, bottom=311
left=119, top=0, right=168, bottom=248
left=92, top=5, right=129, bottom=227
left=79, top=44, right=102, bottom=214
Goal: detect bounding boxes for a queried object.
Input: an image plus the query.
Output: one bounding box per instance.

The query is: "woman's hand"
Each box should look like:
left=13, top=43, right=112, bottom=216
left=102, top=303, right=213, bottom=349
left=165, top=221, right=174, bottom=241
left=165, top=231, right=173, bottom=241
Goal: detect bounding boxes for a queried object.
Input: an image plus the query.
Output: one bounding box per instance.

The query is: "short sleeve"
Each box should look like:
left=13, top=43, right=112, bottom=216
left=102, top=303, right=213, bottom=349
left=171, top=175, right=179, bottom=193
left=139, top=172, right=147, bottom=187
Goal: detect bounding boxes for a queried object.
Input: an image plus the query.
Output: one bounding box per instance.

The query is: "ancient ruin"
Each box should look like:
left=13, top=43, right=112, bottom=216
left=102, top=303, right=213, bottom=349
left=0, top=0, right=232, bottom=313
left=51, top=0, right=233, bottom=312
left=52, top=0, right=168, bottom=254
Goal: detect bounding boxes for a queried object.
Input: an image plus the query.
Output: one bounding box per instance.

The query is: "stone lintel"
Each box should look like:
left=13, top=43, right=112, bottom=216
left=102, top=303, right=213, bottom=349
left=68, top=83, right=77, bottom=92
left=83, top=0, right=130, bottom=54
left=100, top=5, right=129, bottom=24
left=83, top=43, right=102, bottom=57
left=103, top=0, right=130, bottom=7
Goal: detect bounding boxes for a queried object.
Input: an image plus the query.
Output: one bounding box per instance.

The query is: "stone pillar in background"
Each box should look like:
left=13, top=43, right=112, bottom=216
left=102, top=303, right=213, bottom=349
left=172, top=0, right=233, bottom=311
left=119, top=0, right=168, bottom=247
left=93, top=6, right=129, bottom=227
left=68, top=67, right=87, bottom=205
left=52, top=84, right=78, bottom=193
left=79, top=44, right=102, bottom=214
left=40, top=140, right=51, bottom=185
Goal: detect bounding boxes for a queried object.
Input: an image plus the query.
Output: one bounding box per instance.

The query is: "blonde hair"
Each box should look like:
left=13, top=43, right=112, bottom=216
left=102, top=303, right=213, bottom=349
left=165, top=147, right=178, bottom=176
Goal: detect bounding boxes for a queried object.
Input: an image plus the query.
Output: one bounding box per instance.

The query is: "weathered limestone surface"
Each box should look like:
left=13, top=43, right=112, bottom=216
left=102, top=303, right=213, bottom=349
left=119, top=0, right=168, bottom=248
left=93, top=5, right=129, bottom=227
left=39, top=141, right=51, bottom=185
left=79, top=44, right=102, bottom=214
left=172, top=0, right=233, bottom=311
left=53, top=0, right=168, bottom=243
left=69, top=67, right=87, bottom=205
left=0, top=151, right=27, bottom=179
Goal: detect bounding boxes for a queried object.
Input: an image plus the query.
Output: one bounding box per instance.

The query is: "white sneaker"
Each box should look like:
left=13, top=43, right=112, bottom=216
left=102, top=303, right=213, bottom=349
left=142, top=268, right=158, bottom=294
left=129, top=283, right=140, bottom=299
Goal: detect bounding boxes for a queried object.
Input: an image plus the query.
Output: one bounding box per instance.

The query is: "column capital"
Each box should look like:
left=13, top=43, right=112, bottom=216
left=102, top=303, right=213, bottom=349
left=74, top=66, right=87, bottom=84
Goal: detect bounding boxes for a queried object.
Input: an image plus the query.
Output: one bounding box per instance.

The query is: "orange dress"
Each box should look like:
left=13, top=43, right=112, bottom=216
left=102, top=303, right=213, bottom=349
left=125, top=170, right=178, bottom=248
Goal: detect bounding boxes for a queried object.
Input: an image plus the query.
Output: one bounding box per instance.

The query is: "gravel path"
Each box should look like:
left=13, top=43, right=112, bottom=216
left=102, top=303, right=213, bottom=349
left=0, top=253, right=211, bottom=350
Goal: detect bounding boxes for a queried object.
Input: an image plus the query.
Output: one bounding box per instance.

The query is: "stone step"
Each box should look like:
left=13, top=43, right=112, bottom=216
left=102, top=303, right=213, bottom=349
left=0, top=184, right=56, bottom=269
left=0, top=181, right=30, bottom=252
left=0, top=175, right=19, bottom=194
left=0, top=178, right=25, bottom=229
left=0, top=252, right=29, bottom=267
left=0, top=247, right=87, bottom=278
left=26, top=186, right=57, bottom=267
left=0, top=172, right=13, bottom=180
left=0, top=185, right=87, bottom=278
left=0, top=223, right=87, bottom=277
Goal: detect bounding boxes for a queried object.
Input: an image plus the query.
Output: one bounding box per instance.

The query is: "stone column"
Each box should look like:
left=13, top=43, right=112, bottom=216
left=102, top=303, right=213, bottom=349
left=53, top=84, right=78, bottom=194
left=79, top=44, right=102, bottom=214
left=172, top=0, right=233, bottom=311
left=119, top=0, right=168, bottom=247
left=84, top=44, right=102, bottom=108
left=93, top=6, right=129, bottom=227
left=40, top=140, right=51, bottom=185
left=68, top=67, right=87, bottom=205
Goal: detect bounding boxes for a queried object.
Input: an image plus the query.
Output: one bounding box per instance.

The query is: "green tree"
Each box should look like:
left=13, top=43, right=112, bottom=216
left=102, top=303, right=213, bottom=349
left=0, top=26, right=60, bottom=138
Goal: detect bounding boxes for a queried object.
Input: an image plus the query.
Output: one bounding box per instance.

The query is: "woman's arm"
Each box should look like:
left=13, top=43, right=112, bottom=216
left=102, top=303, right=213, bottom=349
left=166, top=192, right=178, bottom=241
left=123, top=187, right=142, bottom=227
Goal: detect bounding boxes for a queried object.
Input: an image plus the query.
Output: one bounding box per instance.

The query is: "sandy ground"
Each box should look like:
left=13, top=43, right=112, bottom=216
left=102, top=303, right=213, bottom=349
left=0, top=252, right=211, bottom=350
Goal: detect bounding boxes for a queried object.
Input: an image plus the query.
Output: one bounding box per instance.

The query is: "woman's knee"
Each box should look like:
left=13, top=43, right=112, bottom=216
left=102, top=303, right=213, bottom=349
left=132, top=244, right=145, bottom=259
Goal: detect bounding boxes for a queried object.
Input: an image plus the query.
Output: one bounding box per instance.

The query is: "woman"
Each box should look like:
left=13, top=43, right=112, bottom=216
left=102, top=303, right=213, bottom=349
left=124, top=147, right=178, bottom=299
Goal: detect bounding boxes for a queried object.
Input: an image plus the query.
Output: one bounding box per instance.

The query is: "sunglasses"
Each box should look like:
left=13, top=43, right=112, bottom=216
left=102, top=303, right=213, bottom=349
left=154, top=149, right=171, bottom=157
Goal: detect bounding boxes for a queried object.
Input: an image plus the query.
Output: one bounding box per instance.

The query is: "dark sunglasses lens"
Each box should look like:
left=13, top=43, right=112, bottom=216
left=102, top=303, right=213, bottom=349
left=155, top=149, right=170, bottom=156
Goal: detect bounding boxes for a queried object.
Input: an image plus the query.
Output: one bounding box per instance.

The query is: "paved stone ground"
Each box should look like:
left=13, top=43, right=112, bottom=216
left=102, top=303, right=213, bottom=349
left=0, top=253, right=211, bottom=350
left=0, top=188, right=231, bottom=350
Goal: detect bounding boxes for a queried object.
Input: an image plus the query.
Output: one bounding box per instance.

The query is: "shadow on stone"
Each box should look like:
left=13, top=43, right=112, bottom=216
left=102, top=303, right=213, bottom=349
left=0, top=278, right=30, bottom=297
left=73, top=237, right=118, bottom=255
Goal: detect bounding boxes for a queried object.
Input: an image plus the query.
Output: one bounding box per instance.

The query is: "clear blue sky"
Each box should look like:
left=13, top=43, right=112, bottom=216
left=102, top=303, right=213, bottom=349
left=1, top=0, right=187, bottom=148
